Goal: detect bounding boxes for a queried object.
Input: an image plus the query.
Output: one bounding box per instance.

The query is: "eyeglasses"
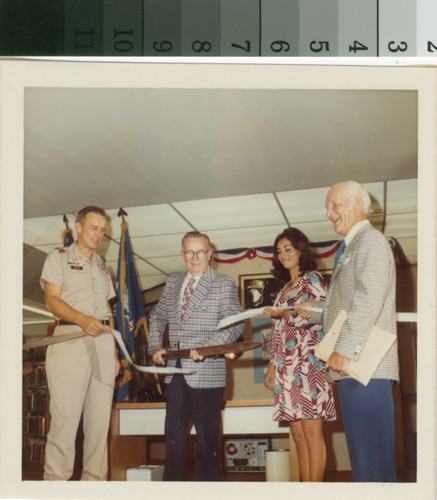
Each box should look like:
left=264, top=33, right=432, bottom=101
left=277, top=245, right=296, bottom=255
left=183, top=250, right=209, bottom=258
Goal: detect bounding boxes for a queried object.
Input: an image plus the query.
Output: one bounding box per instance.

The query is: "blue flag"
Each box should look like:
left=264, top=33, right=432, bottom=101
left=62, top=227, right=74, bottom=247
left=62, top=215, right=74, bottom=247
left=114, top=220, right=149, bottom=402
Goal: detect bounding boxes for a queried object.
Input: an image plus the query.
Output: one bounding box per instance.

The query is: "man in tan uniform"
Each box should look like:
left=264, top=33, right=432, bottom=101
left=40, top=206, right=120, bottom=481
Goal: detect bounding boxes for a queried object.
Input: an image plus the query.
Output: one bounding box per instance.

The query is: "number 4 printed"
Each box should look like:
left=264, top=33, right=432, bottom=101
left=349, top=41, right=368, bottom=53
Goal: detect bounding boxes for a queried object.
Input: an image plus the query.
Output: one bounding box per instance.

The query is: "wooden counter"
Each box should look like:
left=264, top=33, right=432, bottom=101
left=109, top=400, right=299, bottom=481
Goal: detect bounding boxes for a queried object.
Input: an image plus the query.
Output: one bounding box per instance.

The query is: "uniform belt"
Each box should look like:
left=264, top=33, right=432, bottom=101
left=57, top=319, right=111, bottom=326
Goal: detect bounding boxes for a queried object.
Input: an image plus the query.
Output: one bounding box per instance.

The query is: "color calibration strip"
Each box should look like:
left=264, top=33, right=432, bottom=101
left=1, top=0, right=436, bottom=57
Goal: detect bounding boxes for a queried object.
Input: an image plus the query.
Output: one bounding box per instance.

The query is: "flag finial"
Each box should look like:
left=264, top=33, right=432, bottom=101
left=117, top=208, right=128, bottom=221
left=62, top=215, right=74, bottom=247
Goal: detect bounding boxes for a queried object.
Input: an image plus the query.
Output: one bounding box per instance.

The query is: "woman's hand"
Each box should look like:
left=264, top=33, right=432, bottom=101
left=263, top=307, right=290, bottom=320
left=294, top=301, right=313, bottom=320
left=264, top=363, right=275, bottom=391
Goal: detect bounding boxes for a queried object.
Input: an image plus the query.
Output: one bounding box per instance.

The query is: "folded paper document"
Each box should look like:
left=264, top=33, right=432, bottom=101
left=315, top=310, right=397, bottom=386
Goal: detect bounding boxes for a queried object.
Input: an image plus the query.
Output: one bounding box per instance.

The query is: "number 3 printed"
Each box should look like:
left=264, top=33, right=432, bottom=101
left=388, top=41, right=408, bottom=53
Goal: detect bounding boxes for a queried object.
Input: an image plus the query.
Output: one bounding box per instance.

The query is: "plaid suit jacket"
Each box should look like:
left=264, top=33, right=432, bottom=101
left=315, top=223, right=399, bottom=382
left=148, top=266, right=244, bottom=388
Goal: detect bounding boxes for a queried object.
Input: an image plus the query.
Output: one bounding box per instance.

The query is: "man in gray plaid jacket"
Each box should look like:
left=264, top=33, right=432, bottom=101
left=149, top=231, right=243, bottom=481
left=297, top=181, right=399, bottom=482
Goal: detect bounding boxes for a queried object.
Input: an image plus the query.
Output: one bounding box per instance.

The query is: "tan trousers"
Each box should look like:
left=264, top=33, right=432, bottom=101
left=43, top=327, right=115, bottom=481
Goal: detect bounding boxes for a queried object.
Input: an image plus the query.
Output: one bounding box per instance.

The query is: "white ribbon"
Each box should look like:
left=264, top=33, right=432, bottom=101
left=396, top=312, right=418, bottom=322
left=23, top=328, right=195, bottom=375
left=217, top=306, right=317, bottom=329
left=110, top=329, right=195, bottom=374
left=217, top=307, right=417, bottom=329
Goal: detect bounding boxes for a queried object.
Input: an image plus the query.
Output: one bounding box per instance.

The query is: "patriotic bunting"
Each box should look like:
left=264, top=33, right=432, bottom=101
left=213, top=240, right=342, bottom=264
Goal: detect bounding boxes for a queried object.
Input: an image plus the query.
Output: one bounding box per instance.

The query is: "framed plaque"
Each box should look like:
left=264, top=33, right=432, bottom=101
left=239, top=274, right=280, bottom=311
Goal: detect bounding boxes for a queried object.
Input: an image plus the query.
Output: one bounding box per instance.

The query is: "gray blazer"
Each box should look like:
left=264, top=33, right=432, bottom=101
left=314, top=223, right=399, bottom=382
left=148, top=266, right=243, bottom=389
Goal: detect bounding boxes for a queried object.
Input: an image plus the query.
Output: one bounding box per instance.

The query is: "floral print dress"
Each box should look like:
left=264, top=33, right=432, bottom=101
left=271, top=271, right=336, bottom=422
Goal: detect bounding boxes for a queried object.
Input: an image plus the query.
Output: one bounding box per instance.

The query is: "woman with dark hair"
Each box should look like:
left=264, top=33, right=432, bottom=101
left=264, top=228, right=336, bottom=482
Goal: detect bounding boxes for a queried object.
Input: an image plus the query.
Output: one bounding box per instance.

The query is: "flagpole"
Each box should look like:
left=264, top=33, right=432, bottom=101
left=115, top=208, right=162, bottom=401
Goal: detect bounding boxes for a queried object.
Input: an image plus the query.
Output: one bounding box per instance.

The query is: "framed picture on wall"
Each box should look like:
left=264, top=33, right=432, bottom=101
left=239, top=274, right=280, bottom=311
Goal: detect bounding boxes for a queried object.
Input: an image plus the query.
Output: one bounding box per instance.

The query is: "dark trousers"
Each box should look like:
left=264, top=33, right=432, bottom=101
left=337, top=378, right=397, bottom=482
left=163, top=374, right=224, bottom=481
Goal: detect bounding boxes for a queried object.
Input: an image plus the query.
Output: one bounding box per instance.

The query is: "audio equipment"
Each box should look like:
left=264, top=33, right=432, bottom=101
left=222, top=437, right=270, bottom=472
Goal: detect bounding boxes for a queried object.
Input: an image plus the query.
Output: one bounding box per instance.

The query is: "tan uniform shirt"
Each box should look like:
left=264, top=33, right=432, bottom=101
left=40, top=243, right=115, bottom=319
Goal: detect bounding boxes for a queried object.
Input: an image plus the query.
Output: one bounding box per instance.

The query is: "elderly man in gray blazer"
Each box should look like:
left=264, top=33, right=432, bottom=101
left=297, top=181, right=399, bottom=482
left=148, top=231, right=243, bottom=481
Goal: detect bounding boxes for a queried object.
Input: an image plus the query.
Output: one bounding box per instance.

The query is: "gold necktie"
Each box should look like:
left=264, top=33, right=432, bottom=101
left=181, top=276, right=195, bottom=318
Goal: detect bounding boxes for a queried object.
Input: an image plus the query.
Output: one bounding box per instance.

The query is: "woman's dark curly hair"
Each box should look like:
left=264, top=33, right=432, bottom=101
left=271, top=228, right=317, bottom=288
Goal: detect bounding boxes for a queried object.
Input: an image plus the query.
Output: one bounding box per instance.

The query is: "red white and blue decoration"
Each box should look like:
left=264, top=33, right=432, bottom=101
left=213, top=240, right=342, bottom=264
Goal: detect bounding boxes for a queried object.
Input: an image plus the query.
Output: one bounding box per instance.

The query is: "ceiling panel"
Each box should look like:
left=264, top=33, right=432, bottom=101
left=119, top=258, right=162, bottom=277
left=206, top=225, right=287, bottom=250
left=386, top=179, right=418, bottom=214
left=276, top=187, right=331, bottom=224
left=106, top=205, right=193, bottom=237
left=139, top=275, right=170, bottom=291
left=146, top=255, right=188, bottom=275
left=384, top=213, right=417, bottom=238
left=292, top=220, right=339, bottom=243
left=24, top=178, right=418, bottom=296
left=126, top=233, right=186, bottom=258
left=23, top=214, right=76, bottom=246
left=173, top=193, right=286, bottom=231
left=277, top=182, right=386, bottom=225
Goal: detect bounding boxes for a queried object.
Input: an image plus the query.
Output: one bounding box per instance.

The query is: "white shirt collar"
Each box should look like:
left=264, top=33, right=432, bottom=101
left=186, top=272, right=202, bottom=283
left=345, top=219, right=370, bottom=246
left=181, top=272, right=202, bottom=297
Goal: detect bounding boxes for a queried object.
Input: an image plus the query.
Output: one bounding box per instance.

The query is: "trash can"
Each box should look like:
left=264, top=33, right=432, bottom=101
left=265, top=449, right=291, bottom=481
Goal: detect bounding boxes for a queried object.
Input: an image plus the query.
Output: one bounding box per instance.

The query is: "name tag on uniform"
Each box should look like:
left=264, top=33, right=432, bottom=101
left=68, top=261, right=83, bottom=270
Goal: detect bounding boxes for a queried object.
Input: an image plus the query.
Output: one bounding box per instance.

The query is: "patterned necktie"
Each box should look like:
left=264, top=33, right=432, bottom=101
left=181, top=276, right=196, bottom=318
left=334, top=240, right=346, bottom=269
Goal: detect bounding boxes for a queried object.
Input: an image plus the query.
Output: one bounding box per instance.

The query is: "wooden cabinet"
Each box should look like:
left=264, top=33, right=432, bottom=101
left=108, top=406, right=148, bottom=481
left=109, top=401, right=300, bottom=481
